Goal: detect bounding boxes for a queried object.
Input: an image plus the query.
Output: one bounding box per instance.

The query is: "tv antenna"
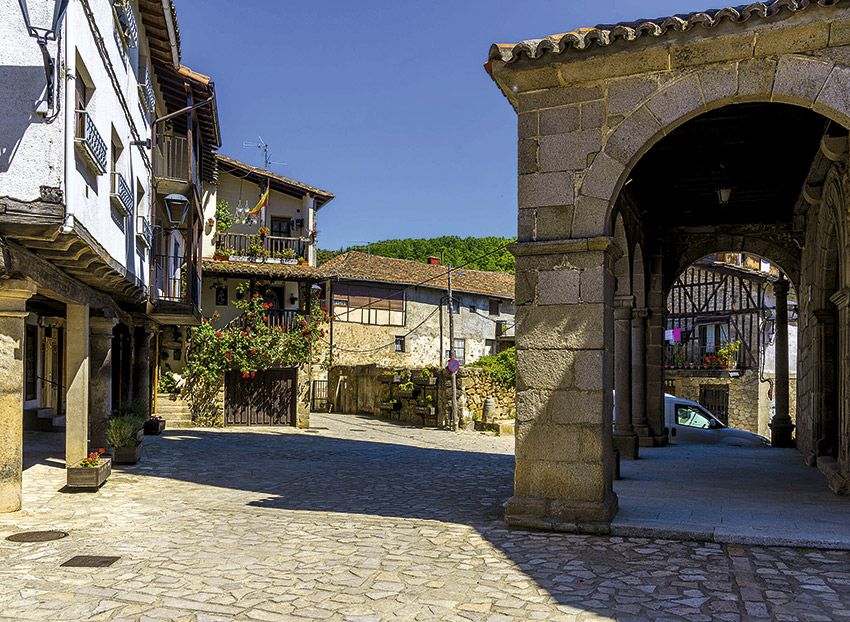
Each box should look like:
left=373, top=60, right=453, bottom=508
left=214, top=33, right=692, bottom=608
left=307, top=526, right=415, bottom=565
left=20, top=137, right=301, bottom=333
left=242, top=136, right=287, bottom=170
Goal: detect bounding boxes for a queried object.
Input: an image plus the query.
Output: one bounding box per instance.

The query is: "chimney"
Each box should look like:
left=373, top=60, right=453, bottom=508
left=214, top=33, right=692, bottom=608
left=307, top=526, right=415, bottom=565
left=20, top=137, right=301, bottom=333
left=427, top=256, right=439, bottom=266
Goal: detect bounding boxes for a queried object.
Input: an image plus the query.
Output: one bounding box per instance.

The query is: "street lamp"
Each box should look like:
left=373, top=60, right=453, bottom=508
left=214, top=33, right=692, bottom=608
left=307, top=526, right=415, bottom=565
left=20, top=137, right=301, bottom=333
left=163, top=194, right=190, bottom=229
left=17, top=0, right=69, bottom=110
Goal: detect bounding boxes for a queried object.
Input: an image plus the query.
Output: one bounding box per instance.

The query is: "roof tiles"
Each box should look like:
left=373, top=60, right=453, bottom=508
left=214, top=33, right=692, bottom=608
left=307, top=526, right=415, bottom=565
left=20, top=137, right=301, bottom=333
left=489, top=0, right=843, bottom=63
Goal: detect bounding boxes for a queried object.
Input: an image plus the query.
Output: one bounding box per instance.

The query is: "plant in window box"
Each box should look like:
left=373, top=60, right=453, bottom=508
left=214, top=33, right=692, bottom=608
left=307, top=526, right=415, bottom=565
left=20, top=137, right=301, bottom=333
left=414, top=366, right=438, bottom=386
left=67, top=449, right=111, bottom=489
left=717, top=340, right=741, bottom=369
left=213, top=248, right=227, bottom=261
left=107, top=416, right=144, bottom=464
left=143, top=414, right=166, bottom=435
left=398, top=380, right=416, bottom=398
left=415, top=394, right=435, bottom=416
left=297, top=256, right=308, bottom=266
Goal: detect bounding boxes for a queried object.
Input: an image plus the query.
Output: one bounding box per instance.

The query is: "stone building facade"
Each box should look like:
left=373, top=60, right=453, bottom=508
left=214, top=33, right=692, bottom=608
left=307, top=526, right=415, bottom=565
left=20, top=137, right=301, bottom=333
left=487, top=1, right=850, bottom=531
left=321, top=252, right=516, bottom=369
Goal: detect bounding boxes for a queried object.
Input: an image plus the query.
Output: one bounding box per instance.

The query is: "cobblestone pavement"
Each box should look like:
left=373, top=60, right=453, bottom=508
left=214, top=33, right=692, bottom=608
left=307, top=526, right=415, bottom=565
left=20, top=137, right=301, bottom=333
left=3, top=413, right=850, bottom=621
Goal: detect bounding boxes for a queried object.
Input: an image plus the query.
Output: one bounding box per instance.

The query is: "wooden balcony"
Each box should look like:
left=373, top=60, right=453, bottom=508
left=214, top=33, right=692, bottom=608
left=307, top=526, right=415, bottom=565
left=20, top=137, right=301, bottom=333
left=150, top=254, right=201, bottom=325
left=229, top=309, right=303, bottom=332
left=154, top=133, right=197, bottom=197
left=215, top=232, right=309, bottom=260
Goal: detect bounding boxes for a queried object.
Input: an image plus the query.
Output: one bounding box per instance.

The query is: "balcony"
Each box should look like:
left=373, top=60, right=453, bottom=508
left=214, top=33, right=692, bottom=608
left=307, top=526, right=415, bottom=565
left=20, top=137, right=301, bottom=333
left=138, top=78, right=155, bottom=114
left=214, top=232, right=309, bottom=263
left=110, top=171, right=133, bottom=216
left=154, top=133, right=191, bottom=197
left=229, top=309, right=303, bottom=332
left=150, top=254, right=201, bottom=324
left=113, top=0, right=139, bottom=48
left=74, top=110, right=107, bottom=174
left=136, top=215, right=153, bottom=248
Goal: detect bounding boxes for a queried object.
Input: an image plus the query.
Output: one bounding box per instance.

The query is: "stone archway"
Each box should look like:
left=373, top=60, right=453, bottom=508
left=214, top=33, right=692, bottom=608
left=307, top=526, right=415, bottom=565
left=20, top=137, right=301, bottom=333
left=490, top=3, right=850, bottom=531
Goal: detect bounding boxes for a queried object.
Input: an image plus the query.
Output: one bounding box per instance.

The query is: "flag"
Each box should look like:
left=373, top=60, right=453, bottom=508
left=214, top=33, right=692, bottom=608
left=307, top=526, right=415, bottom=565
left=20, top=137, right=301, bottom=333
left=246, top=180, right=269, bottom=216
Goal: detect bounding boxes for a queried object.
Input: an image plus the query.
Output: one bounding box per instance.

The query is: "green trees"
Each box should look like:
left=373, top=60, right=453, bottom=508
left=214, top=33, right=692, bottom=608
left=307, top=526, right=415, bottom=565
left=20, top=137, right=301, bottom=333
left=319, top=236, right=516, bottom=273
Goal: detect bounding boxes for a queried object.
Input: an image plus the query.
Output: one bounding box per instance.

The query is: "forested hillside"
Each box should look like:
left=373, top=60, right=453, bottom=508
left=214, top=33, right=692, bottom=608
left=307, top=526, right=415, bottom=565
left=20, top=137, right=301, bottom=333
left=318, top=236, right=516, bottom=273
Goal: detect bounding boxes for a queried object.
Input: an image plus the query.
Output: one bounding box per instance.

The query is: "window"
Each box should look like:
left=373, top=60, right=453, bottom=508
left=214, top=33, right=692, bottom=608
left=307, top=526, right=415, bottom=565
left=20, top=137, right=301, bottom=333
left=469, top=304, right=477, bottom=313
left=699, top=385, right=729, bottom=425
left=698, top=322, right=729, bottom=355
left=333, top=283, right=405, bottom=327
left=394, top=336, right=406, bottom=353
left=675, top=405, right=713, bottom=429
left=450, top=297, right=460, bottom=314
left=270, top=217, right=291, bottom=237
left=453, top=339, right=466, bottom=365
left=215, top=286, right=228, bottom=306
left=485, top=339, right=497, bottom=356
left=489, top=300, right=501, bottom=316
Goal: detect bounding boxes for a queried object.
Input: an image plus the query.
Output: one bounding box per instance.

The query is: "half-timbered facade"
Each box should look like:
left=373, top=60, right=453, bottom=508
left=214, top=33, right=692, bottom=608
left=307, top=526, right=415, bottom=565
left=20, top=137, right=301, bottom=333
left=665, top=254, right=797, bottom=434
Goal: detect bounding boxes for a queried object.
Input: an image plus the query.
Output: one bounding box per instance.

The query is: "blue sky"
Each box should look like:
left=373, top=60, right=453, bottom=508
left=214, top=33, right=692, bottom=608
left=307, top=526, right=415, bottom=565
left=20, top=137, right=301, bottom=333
left=177, top=0, right=716, bottom=249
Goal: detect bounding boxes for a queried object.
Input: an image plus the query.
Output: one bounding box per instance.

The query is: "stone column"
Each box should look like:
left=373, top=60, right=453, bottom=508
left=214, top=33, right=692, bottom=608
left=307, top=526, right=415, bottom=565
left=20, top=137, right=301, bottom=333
left=830, top=290, right=850, bottom=476
left=65, top=304, right=90, bottom=466
left=506, top=242, right=618, bottom=533
left=631, top=307, right=651, bottom=440
left=645, top=252, right=668, bottom=443
left=770, top=279, right=794, bottom=447
left=0, top=279, right=36, bottom=513
left=132, top=325, right=153, bottom=417
left=613, top=297, right=639, bottom=459
left=88, top=317, right=116, bottom=450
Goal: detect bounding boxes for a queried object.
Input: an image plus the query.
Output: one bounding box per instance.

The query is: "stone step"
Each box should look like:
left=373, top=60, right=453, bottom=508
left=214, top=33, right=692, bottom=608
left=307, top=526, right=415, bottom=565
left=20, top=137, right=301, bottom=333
left=52, top=415, right=66, bottom=428
left=155, top=404, right=191, bottom=413
left=161, top=418, right=193, bottom=428
left=36, top=407, right=56, bottom=419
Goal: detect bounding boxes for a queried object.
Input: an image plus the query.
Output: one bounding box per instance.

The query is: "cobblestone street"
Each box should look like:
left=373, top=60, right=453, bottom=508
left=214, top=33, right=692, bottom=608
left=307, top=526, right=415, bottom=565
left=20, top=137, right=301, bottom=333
left=3, top=414, right=850, bottom=621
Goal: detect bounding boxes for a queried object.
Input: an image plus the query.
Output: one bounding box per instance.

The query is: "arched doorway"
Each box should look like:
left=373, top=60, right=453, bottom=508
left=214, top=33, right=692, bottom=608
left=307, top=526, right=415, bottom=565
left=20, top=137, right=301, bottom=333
left=492, top=7, right=850, bottom=530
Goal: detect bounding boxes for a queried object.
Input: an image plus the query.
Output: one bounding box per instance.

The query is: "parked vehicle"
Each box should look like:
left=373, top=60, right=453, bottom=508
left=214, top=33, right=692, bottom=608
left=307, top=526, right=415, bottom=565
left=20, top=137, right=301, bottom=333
left=664, top=394, right=769, bottom=447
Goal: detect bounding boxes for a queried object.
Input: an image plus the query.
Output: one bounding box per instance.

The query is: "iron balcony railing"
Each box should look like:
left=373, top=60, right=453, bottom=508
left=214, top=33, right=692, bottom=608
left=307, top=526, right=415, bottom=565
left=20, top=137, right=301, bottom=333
left=110, top=171, right=133, bottom=215
left=215, top=232, right=308, bottom=259
left=138, top=78, right=155, bottom=113
left=113, top=0, right=138, bottom=48
left=136, top=215, right=153, bottom=248
left=155, top=133, right=189, bottom=182
left=152, top=254, right=200, bottom=308
left=74, top=109, right=107, bottom=174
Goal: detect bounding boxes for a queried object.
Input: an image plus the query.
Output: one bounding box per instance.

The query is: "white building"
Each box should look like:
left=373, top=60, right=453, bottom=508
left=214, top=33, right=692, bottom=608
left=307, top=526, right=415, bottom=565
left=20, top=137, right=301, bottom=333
left=0, top=0, right=219, bottom=513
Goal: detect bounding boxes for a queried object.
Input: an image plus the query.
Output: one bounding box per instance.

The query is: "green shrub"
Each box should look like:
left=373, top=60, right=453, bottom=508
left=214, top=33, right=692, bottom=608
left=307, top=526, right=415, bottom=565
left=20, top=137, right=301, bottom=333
left=215, top=200, right=235, bottom=233
left=470, top=347, right=516, bottom=389
left=106, top=416, right=142, bottom=448
left=159, top=370, right=178, bottom=394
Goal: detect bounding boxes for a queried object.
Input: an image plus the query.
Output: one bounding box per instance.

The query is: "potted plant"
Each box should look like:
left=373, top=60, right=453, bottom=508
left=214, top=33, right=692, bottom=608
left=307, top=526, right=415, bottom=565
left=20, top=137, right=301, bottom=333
left=414, top=394, right=435, bottom=416
left=297, top=256, right=308, bottom=266
left=144, top=414, right=166, bottom=435
left=718, top=340, right=741, bottom=369
left=414, top=367, right=438, bottom=386
left=257, top=226, right=269, bottom=238
left=397, top=380, right=416, bottom=398
left=213, top=248, right=227, bottom=261
left=67, top=449, right=111, bottom=489
left=107, top=416, right=143, bottom=464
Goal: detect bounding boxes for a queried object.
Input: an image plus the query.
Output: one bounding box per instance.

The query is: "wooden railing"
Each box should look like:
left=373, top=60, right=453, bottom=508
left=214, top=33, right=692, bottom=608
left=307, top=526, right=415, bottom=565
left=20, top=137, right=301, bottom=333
left=155, top=133, right=189, bottom=182
left=215, top=232, right=308, bottom=259
left=228, top=309, right=302, bottom=332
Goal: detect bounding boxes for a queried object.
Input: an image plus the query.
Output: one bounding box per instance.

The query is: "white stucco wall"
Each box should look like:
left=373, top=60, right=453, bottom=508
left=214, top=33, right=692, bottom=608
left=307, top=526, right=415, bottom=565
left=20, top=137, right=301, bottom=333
left=202, top=168, right=317, bottom=264
left=0, top=0, right=157, bottom=286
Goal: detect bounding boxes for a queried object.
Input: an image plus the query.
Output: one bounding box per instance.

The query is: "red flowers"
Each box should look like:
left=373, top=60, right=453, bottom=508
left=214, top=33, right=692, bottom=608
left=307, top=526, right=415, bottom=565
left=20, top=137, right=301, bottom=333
left=242, top=370, right=256, bottom=379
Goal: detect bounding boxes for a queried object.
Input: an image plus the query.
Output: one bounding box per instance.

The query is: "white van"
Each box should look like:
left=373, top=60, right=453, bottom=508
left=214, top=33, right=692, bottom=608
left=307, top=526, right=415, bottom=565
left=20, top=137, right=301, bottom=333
left=664, top=394, right=769, bottom=447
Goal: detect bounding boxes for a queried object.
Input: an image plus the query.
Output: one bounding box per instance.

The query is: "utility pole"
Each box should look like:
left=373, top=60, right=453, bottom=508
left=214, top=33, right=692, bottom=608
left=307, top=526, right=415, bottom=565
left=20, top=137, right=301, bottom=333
left=447, top=264, right=458, bottom=431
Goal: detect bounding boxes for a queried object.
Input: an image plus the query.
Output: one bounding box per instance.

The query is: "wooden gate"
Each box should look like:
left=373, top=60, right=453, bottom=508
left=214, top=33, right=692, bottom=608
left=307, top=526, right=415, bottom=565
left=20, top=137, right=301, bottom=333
left=224, top=368, right=297, bottom=426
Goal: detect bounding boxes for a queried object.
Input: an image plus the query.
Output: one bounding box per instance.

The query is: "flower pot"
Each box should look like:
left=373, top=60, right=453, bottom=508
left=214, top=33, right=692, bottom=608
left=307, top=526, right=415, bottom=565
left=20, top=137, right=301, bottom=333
left=67, top=458, right=111, bottom=489
left=265, top=258, right=282, bottom=264
left=282, top=258, right=298, bottom=265
left=414, top=377, right=437, bottom=386
left=379, top=402, right=394, bottom=411
left=414, top=406, right=436, bottom=416
left=398, top=390, right=415, bottom=398
left=229, top=255, right=249, bottom=262
left=379, top=374, right=400, bottom=384
left=112, top=444, right=142, bottom=465
left=144, top=419, right=166, bottom=435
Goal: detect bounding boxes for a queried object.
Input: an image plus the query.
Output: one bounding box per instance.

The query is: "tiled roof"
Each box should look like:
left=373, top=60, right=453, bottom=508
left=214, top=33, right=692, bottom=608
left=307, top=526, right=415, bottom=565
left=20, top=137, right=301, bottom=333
left=216, top=155, right=335, bottom=207
left=489, top=0, right=842, bottom=63
left=201, top=259, right=326, bottom=281
left=321, top=252, right=515, bottom=300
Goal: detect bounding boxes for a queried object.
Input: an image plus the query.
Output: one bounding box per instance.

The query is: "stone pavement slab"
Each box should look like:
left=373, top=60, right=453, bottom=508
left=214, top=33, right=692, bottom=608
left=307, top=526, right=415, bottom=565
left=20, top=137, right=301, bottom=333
left=614, top=444, right=850, bottom=550
left=2, top=414, right=850, bottom=620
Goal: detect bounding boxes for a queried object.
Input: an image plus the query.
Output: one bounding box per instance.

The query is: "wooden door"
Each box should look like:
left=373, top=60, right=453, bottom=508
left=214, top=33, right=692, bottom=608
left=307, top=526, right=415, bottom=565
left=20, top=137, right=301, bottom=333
left=224, top=368, right=297, bottom=426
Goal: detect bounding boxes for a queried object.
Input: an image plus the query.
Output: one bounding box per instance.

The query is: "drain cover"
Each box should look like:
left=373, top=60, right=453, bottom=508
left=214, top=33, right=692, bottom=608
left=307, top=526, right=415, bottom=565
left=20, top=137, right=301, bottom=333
left=61, top=555, right=120, bottom=568
left=6, top=530, right=68, bottom=543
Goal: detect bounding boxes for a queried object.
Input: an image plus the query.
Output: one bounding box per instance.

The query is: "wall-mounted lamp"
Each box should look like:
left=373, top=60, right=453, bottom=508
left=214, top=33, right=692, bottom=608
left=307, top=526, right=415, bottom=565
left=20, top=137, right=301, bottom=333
left=289, top=293, right=298, bottom=305
left=17, top=0, right=69, bottom=111
left=717, top=188, right=732, bottom=205
left=163, top=193, right=190, bottom=229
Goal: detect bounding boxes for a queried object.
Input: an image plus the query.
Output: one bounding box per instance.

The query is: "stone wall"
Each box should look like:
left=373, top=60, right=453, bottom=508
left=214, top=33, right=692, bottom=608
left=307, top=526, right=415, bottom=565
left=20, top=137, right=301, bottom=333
left=329, top=364, right=516, bottom=431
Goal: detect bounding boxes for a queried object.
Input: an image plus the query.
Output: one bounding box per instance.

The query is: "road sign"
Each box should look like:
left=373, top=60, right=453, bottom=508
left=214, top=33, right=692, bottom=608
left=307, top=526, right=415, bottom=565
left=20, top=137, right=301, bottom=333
left=446, top=358, right=460, bottom=374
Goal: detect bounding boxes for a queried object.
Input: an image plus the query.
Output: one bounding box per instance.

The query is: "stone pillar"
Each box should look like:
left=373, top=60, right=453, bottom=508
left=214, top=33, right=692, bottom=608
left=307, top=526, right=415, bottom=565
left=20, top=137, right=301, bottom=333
left=830, top=290, right=850, bottom=478
left=296, top=364, right=311, bottom=428
left=132, top=325, right=153, bottom=416
left=65, top=304, right=90, bottom=466
left=506, top=242, right=618, bottom=533
left=770, top=279, right=794, bottom=447
left=613, top=297, right=639, bottom=459
left=631, top=307, right=651, bottom=440
left=88, top=317, right=116, bottom=450
left=0, top=279, right=36, bottom=513
left=645, top=252, right=667, bottom=443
